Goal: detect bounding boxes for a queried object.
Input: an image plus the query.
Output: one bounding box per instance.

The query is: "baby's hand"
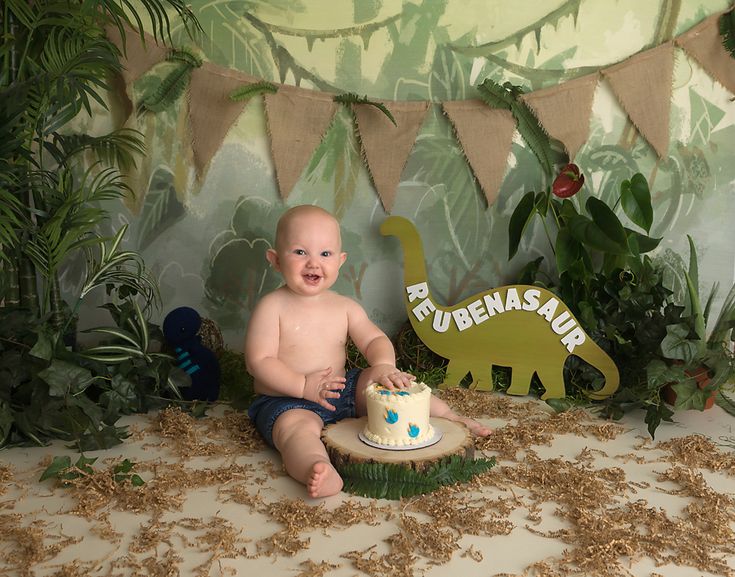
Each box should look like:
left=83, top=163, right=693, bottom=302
left=303, top=367, right=346, bottom=411
left=367, top=364, right=416, bottom=390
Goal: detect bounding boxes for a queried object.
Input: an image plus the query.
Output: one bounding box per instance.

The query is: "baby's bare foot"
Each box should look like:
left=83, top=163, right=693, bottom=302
left=307, top=461, right=343, bottom=498
left=454, top=415, right=492, bottom=437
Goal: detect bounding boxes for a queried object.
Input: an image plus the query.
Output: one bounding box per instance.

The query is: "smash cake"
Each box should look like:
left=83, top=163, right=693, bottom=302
left=362, top=382, right=434, bottom=447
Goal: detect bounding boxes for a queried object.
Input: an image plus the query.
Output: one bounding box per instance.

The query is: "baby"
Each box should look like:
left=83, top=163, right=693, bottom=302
left=245, top=205, right=491, bottom=498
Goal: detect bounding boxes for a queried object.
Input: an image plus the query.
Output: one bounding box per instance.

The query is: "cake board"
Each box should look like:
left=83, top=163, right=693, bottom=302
left=322, top=417, right=474, bottom=474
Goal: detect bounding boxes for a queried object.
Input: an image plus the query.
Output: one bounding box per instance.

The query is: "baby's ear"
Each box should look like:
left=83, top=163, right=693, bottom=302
left=339, top=252, right=347, bottom=266
left=266, top=248, right=280, bottom=269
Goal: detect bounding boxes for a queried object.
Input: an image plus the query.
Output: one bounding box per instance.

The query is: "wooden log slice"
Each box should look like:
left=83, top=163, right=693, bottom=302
left=322, top=417, right=474, bottom=474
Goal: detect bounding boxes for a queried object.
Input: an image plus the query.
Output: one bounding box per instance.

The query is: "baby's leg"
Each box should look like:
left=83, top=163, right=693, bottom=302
left=271, top=409, right=343, bottom=498
left=430, top=395, right=492, bottom=437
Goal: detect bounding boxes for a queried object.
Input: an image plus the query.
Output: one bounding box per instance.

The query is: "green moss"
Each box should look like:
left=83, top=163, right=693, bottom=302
left=217, top=348, right=255, bottom=410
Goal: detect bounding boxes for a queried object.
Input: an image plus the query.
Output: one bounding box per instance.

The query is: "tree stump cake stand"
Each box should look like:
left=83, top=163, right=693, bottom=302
left=322, top=417, right=474, bottom=473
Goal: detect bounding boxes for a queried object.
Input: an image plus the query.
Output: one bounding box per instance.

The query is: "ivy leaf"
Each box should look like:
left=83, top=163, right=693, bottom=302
left=660, top=323, right=700, bottom=363
left=39, top=456, right=72, bottom=482
left=39, top=360, right=93, bottom=397
left=644, top=403, right=674, bottom=440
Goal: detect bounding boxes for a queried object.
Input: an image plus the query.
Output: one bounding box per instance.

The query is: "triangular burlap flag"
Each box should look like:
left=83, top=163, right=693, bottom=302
left=105, top=24, right=168, bottom=85
left=189, top=63, right=258, bottom=178
left=353, top=101, right=430, bottom=212
left=521, top=73, right=599, bottom=160
left=676, top=10, right=735, bottom=95
left=442, top=101, right=515, bottom=206
left=264, top=87, right=338, bottom=200
left=602, top=42, right=675, bottom=158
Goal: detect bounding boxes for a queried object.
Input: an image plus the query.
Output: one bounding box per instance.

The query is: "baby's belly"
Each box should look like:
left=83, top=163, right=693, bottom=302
left=281, top=347, right=347, bottom=376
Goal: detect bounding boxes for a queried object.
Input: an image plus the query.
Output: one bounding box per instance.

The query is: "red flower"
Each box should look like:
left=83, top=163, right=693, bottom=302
left=552, top=163, right=584, bottom=198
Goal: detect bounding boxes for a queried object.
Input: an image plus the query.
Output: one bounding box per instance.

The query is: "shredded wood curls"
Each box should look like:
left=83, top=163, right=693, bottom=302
left=1, top=392, right=734, bottom=577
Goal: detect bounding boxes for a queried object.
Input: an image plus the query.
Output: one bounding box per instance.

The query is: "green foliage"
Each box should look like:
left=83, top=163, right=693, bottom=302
left=507, top=169, right=691, bottom=436
left=0, top=0, right=200, bottom=449
left=217, top=347, right=256, bottom=410
left=339, top=455, right=495, bottom=500
left=230, top=81, right=278, bottom=102
left=716, top=390, right=735, bottom=416
left=137, top=50, right=203, bottom=114
left=657, top=237, right=735, bottom=411
left=40, top=455, right=144, bottom=486
left=719, top=8, right=735, bottom=58
left=477, top=79, right=562, bottom=180
left=0, top=300, right=177, bottom=449
left=334, top=92, right=397, bottom=126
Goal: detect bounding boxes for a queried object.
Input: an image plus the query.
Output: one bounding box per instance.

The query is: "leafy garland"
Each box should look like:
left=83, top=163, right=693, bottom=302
left=720, top=8, right=735, bottom=58
left=338, top=455, right=495, bottom=500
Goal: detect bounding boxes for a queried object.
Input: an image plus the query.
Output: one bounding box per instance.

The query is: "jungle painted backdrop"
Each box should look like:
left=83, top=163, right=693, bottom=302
left=74, top=0, right=735, bottom=348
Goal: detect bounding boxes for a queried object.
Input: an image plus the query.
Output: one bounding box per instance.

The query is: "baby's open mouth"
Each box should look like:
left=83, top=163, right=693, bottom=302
left=304, top=273, right=321, bottom=283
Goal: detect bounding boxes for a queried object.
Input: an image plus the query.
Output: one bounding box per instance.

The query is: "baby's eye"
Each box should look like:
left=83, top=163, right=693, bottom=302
left=321, top=251, right=332, bottom=257
left=294, top=249, right=306, bottom=255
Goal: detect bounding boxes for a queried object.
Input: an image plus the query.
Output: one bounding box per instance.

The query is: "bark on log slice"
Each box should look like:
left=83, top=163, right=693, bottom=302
left=322, top=417, right=474, bottom=473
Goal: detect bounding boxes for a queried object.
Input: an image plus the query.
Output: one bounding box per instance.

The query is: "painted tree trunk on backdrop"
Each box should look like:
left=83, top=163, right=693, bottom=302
left=380, top=216, right=619, bottom=400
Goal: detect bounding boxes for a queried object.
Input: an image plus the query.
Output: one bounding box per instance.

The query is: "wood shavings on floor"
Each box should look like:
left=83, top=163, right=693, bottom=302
left=1, top=394, right=734, bottom=577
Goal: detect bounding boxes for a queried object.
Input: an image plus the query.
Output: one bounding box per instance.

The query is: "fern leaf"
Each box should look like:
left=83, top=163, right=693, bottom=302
left=229, top=81, right=278, bottom=102
left=339, top=455, right=495, bottom=500
left=137, top=64, right=192, bottom=114
left=166, top=48, right=202, bottom=68
left=477, top=78, right=556, bottom=179
left=719, top=9, right=735, bottom=58
left=333, top=92, right=397, bottom=126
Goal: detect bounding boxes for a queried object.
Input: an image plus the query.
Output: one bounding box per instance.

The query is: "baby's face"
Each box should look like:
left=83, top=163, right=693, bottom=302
left=270, top=211, right=346, bottom=297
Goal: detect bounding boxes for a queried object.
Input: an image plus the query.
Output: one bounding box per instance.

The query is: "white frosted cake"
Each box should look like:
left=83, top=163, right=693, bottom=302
left=362, top=382, right=434, bottom=447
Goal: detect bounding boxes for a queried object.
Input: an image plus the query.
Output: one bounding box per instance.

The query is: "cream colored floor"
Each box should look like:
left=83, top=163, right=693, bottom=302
left=1, top=392, right=734, bottom=577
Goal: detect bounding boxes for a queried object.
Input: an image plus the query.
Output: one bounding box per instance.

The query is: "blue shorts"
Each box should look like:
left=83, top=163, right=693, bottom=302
left=247, top=368, right=361, bottom=447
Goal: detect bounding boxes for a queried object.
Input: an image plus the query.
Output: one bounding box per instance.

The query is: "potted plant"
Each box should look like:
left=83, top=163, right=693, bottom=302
left=508, top=168, right=689, bottom=436
left=0, top=0, right=200, bottom=449
left=654, top=236, right=735, bottom=410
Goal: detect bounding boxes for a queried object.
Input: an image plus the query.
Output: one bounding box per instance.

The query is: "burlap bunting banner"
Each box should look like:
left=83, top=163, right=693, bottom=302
left=442, top=101, right=516, bottom=206
left=353, top=101, right=430, bottom=212
left=521, top=73, right=600, bottom=160
left=264, top=87, right=338, bottom=200
left=109, top=11, right=732, bottom=206
left=676, top=10, right=735, bottom=95
left=105, top=25, right=168, bottom=85
left=602, top=42, right=675, bottom=159
left=189, top=64, right=256, bottom=178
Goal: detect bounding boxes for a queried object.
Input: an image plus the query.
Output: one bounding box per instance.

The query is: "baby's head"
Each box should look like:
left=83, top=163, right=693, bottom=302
left=268, top=205, right=346, bottom=296
left=274, top=205, right=341, bottom=251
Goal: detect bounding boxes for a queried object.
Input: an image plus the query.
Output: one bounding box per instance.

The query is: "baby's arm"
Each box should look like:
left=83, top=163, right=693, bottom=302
left=244, top=294, right=344, bottom=409
left=346, top=300, right=414, bottom=389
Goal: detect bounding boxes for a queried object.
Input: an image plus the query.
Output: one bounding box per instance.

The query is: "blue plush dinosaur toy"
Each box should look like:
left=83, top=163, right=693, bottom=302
left=162, top=306, right=220, bottom=402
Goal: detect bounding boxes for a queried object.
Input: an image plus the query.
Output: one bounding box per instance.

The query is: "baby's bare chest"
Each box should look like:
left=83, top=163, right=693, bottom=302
left=278, top=307, right=348, bottom=365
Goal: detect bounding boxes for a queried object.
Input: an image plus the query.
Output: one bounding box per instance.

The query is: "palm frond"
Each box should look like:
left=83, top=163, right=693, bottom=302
left=80, top=225, right=160, bottom=307
left=99, top=0, right=202, bottom=49
left=48, top=130, right=145, bottom=172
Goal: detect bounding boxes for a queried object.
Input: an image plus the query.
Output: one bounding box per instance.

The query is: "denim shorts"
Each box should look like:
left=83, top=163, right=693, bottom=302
left=247, top=368, right=360, bottom=447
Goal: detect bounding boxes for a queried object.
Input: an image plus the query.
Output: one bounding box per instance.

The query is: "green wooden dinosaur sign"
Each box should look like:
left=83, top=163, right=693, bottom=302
left=381, top=216, right=619, bottom=400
